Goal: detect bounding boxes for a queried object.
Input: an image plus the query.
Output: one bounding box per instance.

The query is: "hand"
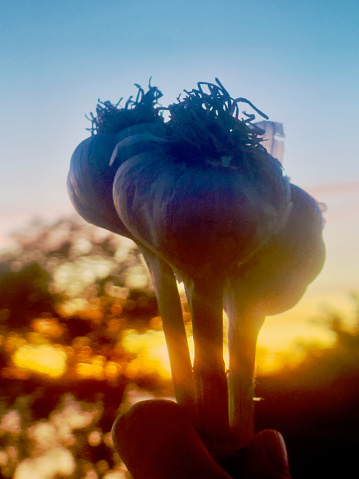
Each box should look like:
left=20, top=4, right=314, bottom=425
left=112, top=400, right=292, bottom=479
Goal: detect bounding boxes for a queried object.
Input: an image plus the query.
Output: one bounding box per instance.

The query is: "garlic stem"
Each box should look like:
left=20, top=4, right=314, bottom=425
left=227, top=326, right=258, bottom=449
left=143, top=249, right=196, bottom=421
left=187, top=278, right=230, bottom=450
left=225, top=287, right=265, bottom=448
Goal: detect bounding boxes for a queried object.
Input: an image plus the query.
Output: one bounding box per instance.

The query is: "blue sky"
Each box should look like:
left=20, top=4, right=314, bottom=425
left=1, top=0, right=359, bottom=342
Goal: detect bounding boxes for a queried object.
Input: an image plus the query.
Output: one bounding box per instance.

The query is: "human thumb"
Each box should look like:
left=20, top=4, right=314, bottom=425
left=112, top=399, right=232, bottom=479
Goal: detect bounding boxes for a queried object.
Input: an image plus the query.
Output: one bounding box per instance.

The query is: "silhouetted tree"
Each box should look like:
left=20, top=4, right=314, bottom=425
left=0, top=262, right=56, bottom=329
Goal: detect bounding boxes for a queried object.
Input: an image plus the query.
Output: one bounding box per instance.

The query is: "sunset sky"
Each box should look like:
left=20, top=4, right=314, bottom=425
left=1, top=0, right=358, bottom=360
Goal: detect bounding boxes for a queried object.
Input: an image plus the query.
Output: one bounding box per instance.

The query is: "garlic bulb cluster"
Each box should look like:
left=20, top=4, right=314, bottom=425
left=68, top=80, right=325, bottom=450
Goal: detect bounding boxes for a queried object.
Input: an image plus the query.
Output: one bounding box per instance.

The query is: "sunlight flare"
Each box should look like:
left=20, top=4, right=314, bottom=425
left=13, top=344, right=67, bottom=378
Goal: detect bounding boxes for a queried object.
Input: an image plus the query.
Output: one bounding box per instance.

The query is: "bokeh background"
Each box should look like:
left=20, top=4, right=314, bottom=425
left=1, top=1, right=358, bottom=478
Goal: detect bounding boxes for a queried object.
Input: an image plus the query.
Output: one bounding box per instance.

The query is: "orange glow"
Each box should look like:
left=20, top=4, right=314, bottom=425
left=104, top=361, right=122, bottom=380
left=13, top=344, right=67, bottom=378
left=5, top=333, right=27, bottom=354
left=82, top=298, right=103, bottom=321
left=75, top=362, right=95, bottom=379
left=72, top=336, right=91, bottom=349
left=103, top=432, right=113, bottom=447
left=106, top=318, right=122, bottom=335
left=110, top=302, right=123, bottom=316
left=87, top=430, right=102, bottom=447
left=122, top=330, right=171, bottom=379
left=31, top=317, right=65, bottom=339
left=149, top=316, right=162, bottom=330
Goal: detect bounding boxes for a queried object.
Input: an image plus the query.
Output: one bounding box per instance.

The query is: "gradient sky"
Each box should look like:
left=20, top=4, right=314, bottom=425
left=1, top=0, right=358, bottom=350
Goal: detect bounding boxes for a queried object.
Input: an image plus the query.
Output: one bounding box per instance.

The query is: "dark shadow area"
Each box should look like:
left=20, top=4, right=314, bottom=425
left=255, top=305, right=359, bottom=478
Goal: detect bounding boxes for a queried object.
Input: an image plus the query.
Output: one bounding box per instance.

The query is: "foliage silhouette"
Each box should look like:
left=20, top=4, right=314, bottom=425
left=0, top=262, right=56, bottom=329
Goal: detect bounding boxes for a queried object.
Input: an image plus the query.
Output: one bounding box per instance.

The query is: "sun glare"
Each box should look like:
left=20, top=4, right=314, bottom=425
left=13, top=345, right=67, bottom=378
left=122, top=330, right=172, bottom=379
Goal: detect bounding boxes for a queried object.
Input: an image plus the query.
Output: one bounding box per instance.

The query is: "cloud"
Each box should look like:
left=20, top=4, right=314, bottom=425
left=305, top=181, right=359, bottom=197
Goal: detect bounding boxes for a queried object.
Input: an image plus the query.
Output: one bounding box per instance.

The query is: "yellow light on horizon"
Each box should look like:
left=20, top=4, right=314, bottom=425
left=122, top=329, right=171, bottom=379
left=13, top=344, right=67, bottom=378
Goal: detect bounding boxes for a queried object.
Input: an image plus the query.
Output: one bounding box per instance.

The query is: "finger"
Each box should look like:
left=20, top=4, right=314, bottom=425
left=220, top=429, right=292, bottom=479
left=112, top=399, right=232, bottom=479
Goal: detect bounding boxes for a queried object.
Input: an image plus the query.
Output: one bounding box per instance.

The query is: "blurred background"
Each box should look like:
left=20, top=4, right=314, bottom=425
left=0, top=1, right=358, bottom=478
